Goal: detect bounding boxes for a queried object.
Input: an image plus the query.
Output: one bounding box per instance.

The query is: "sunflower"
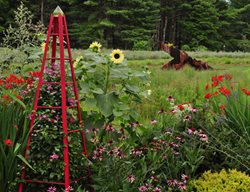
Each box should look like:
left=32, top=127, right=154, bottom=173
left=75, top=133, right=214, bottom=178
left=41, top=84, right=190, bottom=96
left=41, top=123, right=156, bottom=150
left=110, top=49, right=124, bottom=64
left=89, top=41, right=102, bottom=53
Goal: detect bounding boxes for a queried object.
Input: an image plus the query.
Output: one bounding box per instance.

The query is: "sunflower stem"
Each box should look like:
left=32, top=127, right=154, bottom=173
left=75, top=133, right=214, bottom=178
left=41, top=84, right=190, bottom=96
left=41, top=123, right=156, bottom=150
left=104, top=62, right=110, bottom=94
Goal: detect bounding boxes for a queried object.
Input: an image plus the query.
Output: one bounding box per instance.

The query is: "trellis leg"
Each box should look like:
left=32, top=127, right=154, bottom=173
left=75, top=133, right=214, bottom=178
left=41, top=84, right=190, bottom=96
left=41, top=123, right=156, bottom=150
left=63, top=16, right=88, bottom=156
left=58, top=14, right=70, bottom=190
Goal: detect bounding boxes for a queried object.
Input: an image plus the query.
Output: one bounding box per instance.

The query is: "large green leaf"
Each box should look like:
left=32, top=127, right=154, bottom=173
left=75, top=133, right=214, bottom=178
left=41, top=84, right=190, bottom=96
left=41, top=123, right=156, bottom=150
left=95, top=92, right=119, bottom=117
left=110, top=68, right=130, bottom=79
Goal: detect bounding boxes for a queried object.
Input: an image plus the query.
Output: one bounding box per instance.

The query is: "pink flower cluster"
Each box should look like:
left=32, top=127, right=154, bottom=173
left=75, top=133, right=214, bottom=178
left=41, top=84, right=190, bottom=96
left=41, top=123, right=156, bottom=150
left=167, top=174, right=189, bottom=190
left=93, top=145, right=126, bottom=161
left=187, top=128, right=208, bottom=142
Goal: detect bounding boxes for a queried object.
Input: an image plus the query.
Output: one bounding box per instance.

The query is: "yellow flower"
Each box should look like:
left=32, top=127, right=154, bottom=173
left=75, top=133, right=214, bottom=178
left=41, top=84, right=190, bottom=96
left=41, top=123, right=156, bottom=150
left=165, top=43, right=173, bottom=47
left=73, top=56, right=83, bottom=68
left=89, top=41, right=102, bottom=53
left=110, top=49, right=124, bottom=64
left=41, top=42, right=46, bottom=52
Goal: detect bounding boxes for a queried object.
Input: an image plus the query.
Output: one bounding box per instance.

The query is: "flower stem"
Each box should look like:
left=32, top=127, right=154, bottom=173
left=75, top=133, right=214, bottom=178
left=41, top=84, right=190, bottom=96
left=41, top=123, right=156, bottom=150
left=104, top=62, right=110, bottom=94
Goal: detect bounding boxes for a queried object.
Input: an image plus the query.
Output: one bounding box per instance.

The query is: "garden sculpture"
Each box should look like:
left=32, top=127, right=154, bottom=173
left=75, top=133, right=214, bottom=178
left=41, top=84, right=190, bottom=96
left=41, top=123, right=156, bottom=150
left=161, top=43, right=213, bottom=70
left=18, top=6, right=91, bottom=192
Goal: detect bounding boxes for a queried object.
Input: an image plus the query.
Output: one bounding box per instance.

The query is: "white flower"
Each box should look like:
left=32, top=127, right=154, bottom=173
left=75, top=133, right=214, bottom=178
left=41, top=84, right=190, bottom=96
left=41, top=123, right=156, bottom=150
left=147, top=89, right=152, bottom=95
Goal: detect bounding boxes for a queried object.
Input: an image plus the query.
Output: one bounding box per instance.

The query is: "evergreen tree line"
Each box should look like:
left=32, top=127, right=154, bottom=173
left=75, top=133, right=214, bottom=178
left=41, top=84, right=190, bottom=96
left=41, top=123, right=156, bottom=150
left=0, top=0, right=249, bottom=51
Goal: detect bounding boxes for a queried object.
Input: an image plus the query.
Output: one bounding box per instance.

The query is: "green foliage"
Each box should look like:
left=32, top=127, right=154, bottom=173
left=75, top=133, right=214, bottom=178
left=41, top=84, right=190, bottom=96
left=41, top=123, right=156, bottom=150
left=0, top=104, right=29, bottom=192
left=132, top=41, right=152, bottom=51
left=187, top=169, right=250, bottom=192
left=181, top=45, right=191, bottom=51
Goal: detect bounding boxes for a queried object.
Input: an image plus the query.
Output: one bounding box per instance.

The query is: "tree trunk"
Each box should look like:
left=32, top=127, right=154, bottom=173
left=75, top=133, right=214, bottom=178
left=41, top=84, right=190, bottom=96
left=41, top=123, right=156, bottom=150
left=163, top=16, right=168, bottom=43
left=41, top=0, right=44, bottom=23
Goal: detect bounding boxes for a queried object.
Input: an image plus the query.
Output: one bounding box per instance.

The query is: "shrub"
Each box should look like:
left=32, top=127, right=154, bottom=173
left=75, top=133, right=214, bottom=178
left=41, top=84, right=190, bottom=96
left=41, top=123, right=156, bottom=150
left=132, top=40, right=152, bottom=51
left=187, top=169, right=250, bottom=192
left=181, top=45, right=191, bottom=51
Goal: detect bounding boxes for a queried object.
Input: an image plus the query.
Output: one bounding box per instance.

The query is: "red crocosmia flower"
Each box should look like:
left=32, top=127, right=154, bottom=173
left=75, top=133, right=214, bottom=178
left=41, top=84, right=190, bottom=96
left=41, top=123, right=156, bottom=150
left=15, top=77, right=25, bottom=85
left=241, top=88, right=250, bottom=95
left=2, top=95, right=10, bottom=100
left=4, top=83, right=12, bottom=89
left=211, top=76, right=217, bottom=82
left=16, top=95, right=22, bottom=100
left=26, top=78, right=33, bottom=84
left=217, top=75, right=224, bottom=82
left=219, top=87, right=231, bottom=96
left=213, top=91, right=219, bottom=96
left=205, top=84, right=210, bottom=90
left=212, top=81, right=218, bottom=87
left=178, top=104, right=184, bottom=110
left=4, top=139, right=13, bottom=147
left=29, top=71, right=40, bottom=78
left=224, top=74, right=232, bottom=81
left=220, top=104, right=226, bottom=110
left=205, top=93, right=213, bottom=99
left=6, top=74, right=18, bottom=83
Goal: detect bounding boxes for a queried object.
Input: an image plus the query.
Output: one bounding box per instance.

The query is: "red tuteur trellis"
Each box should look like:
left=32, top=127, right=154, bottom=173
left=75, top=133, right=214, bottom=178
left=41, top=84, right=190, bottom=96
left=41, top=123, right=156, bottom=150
left=18, top=6, right=88, bottom=191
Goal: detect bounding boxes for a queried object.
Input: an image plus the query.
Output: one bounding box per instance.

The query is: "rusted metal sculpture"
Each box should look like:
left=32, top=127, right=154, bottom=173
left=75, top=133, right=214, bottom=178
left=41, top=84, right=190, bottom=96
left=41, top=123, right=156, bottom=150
left=161, top=43, right=213, bottom=70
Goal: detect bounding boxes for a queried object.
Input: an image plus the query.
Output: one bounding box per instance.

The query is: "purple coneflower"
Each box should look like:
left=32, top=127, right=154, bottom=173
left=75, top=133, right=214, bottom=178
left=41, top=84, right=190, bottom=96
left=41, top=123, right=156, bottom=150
left=152, top=187, right=161, bottom=192
left=167, top=179, right=178, bottom=186
left=127, top=175, right=135, bottom=183
left=138, top=186, right=148, bottom=191
left=150, top=119, right=157, bottom=125
left=47, top=186, right=57, bottom=192
left=167, top=96, right=174, bottom=102
left=199, top=133, right=208, bottom=142
left=181, top=174, right=189, bottom=182
left=50, top=153, right=59, bottom=160
left=178, top=181, right=186, bottom=190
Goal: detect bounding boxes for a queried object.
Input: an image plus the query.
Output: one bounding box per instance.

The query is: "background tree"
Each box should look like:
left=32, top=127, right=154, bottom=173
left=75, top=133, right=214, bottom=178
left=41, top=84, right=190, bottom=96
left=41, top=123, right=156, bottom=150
left=0, top=0, right=249, bottom=51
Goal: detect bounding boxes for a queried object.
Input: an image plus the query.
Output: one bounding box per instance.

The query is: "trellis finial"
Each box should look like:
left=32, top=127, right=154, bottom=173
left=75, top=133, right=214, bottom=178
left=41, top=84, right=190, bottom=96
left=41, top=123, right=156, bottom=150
left=53, top=6, right=64, bottom=16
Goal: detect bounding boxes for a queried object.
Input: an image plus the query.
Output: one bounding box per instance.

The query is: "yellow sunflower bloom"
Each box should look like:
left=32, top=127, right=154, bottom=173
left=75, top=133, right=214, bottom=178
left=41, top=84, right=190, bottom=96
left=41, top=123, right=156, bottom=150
left=89, top=41, right=102, bottom=53
left=110, top=49, right=124, bottom=64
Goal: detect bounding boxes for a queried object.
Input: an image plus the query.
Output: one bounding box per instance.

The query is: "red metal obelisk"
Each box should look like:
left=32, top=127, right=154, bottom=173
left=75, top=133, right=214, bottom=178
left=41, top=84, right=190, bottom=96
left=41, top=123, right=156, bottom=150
left=18, top=6, right=88, bottom=191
